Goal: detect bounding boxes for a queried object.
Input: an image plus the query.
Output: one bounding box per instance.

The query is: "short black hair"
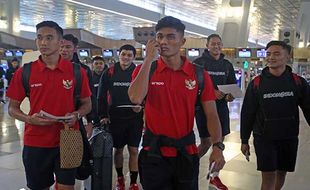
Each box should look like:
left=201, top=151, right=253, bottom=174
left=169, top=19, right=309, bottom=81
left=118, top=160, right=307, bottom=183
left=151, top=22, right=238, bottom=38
left=11, top=57, right=19, bottom=62
left=155, top=16, right=185, bottom=35
left=266, top=40, right=292, bottom=54
left=63, top=34, right=79, bottom=47
left=92, top=56, right=105, bottom=62
left=119, top=44, right=136, bottom=57
left=36, top=21, right=63, bottom=37
left=207, top=33, right=222, bottom=44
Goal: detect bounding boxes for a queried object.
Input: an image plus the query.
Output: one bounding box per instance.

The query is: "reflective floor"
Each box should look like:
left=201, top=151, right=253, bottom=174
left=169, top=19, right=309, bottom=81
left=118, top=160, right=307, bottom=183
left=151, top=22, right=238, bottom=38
left=0, top=99, right=309, bottom=190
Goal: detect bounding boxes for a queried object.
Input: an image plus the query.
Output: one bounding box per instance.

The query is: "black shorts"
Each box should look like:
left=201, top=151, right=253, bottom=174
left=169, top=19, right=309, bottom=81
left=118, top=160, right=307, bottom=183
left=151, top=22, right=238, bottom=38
left=195, top=103, right=230, bottom=138
left=138, top=149, right=199, bottom=190
left=110, top=116, right=143, bottom=148
left=22, top=146, right=76, bottom=189
left=254, top=136, right=298, bottom=172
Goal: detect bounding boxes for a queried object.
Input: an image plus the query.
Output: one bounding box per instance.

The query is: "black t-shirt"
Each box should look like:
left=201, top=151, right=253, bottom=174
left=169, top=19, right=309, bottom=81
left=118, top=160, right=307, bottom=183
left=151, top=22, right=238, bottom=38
left=97, top=62, right=139, bottom=119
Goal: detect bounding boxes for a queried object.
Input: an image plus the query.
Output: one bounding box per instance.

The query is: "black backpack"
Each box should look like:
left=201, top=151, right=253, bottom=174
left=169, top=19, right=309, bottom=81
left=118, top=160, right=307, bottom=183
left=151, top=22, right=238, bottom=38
left=253, top=73, right=301, bottom=97
left=22, top=62, right=81, bottom=105
left=22, top=62, right=93, bottom=180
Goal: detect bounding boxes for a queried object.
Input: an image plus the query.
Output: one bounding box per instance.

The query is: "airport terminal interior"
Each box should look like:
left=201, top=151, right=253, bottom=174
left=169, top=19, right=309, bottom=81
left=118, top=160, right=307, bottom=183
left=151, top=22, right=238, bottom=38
left=0, top=0, right=310, bottom=189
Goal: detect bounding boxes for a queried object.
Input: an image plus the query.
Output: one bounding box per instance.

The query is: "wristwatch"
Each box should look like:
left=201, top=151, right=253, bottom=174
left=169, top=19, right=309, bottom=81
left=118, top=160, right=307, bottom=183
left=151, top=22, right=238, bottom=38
left=213, top=142, right=225, bottom=151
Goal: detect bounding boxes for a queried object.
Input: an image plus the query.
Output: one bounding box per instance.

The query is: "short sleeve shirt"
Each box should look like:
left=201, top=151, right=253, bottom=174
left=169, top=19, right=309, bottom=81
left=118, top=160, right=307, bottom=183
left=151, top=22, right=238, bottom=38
left=7, top=57, right=91, bottom=147
left=132, top=56, right=216, bottom=156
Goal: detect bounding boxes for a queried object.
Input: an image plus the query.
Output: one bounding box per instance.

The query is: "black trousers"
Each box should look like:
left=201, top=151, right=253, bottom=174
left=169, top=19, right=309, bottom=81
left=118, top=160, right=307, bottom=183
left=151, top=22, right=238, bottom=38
left=138, top=149, right=199, bottom=190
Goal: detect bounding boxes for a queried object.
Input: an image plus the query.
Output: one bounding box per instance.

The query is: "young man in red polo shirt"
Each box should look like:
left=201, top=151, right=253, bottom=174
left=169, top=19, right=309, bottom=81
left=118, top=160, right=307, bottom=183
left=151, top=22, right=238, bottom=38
left=128, top=16, right=225, bottom=190
left=7, top=21, right=92, bottom=190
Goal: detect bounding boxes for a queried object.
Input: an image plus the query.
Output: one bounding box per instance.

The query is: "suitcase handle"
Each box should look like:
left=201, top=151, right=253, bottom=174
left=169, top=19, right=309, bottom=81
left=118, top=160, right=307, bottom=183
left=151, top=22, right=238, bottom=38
left=93, top=123, right=110, bottom=132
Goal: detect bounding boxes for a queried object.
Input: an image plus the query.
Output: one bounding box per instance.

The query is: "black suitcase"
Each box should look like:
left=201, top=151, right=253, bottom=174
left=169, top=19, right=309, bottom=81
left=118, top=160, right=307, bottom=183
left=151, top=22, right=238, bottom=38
left=89, top=124, right=113, bottom=190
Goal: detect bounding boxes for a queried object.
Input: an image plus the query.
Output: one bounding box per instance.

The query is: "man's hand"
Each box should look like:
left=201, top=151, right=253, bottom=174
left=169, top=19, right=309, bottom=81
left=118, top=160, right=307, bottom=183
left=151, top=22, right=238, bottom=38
left=225, top=93, right=235, bottom=102
left=214, top=90, right=226, bottom=100
left=132, top=105, right=142, bottom=113
left=63, top=112, right=79, bottom=127
left=209, top=147, right=225, bottom=172
left=85, top=122, right=93, bottom=138
left=27, top=113, right=57, bottom=126
left=145, top=39, right=160, bottom=61
left=100, top=117, right=110, bottom=125
left=241, top=144, right=250, bottom=161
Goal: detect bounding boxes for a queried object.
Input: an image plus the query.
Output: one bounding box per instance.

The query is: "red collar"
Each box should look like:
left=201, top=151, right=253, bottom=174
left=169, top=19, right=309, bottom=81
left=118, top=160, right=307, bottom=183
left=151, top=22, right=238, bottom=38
left=156, top=56, right=192, bottom=76
left=37, top=56, right=69, bottom=72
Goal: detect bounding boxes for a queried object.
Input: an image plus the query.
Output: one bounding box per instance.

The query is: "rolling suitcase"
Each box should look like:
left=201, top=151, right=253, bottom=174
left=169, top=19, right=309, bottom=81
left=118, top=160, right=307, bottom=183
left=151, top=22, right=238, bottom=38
left=89, top=124, right=113, bottom=190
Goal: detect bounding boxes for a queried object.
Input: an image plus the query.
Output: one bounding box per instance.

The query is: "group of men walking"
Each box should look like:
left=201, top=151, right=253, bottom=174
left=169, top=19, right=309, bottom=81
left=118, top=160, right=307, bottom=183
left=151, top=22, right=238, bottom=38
left=6, top=15, right=310, bottom=190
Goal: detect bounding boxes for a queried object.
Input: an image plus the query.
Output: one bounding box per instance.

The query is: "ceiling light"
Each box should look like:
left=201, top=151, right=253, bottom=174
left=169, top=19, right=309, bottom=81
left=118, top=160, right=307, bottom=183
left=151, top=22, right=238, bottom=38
left=215, top=0, right=222, bottom=4
left=65, top=0, right=156, bottom=24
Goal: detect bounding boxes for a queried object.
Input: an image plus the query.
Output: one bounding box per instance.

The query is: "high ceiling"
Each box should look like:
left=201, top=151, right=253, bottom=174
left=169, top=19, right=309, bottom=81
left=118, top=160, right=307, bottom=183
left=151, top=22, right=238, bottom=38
left=251, top=0, right=301, bottom=44
left=1, top=0, right=306, bottom=46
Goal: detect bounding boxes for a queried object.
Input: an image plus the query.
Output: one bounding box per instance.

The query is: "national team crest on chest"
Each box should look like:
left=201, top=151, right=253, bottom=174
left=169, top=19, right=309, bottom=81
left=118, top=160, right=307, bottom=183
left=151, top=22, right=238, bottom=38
left=185, top=79, right=196, bottom=90
left=63, top=79, right=73, bottom=89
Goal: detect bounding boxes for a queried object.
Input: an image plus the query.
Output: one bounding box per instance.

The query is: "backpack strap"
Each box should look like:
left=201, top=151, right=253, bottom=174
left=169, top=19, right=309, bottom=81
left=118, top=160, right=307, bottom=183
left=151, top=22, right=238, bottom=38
left=253, top=75, right=261, bottom=90
left=194, top=63, right=204, bottom=96
left=149, top=61, right=157, bottom=81
left=73, top=63, right=81, bottom=109
left=148, top=60, right=204, bottom=102
left=22, top=62, right=33, bottom=98
left=107, top=66, right=115, bottom=78
left=292, top=73, right=301, bottom=86
left=291, top=73, right=302, bottom=101
left=253, top=74, right=301, bottom=91
left=21, top=61, right=81, bottom=108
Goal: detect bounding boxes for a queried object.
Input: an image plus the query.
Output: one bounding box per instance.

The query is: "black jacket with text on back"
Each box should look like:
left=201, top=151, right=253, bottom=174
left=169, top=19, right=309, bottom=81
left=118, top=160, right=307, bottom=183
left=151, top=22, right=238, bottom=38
left=241, top=66, right=310, bottom=143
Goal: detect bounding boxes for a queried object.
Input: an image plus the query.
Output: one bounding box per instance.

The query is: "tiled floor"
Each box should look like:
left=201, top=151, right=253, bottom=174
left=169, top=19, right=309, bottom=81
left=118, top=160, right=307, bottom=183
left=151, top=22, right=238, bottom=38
left=0, top=99, right=309, bottom=190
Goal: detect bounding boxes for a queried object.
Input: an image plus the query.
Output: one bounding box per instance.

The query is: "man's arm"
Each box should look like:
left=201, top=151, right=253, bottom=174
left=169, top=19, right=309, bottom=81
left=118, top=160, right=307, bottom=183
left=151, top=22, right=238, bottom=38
left=299, top=78, right=310, bottom=125
left=67, top=97, right=92, bottom=127
left=240, top=81, right=257, bottom=144
left=97, top=71, right=109, bottom=122
left=202, top=100, right=225, bottom=171
left=128, top=39, right=159, bottom=104
left=74, top=97, right=92, bottom=118
left=226, top=61, right=237, bottom=84
left=202, top=101, right=222, bottom=143
left=84, top=65, right=99, bottom=123
left=240, top=81, right=258, bottom=158
left=224, top=61, right=237, bottom=102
